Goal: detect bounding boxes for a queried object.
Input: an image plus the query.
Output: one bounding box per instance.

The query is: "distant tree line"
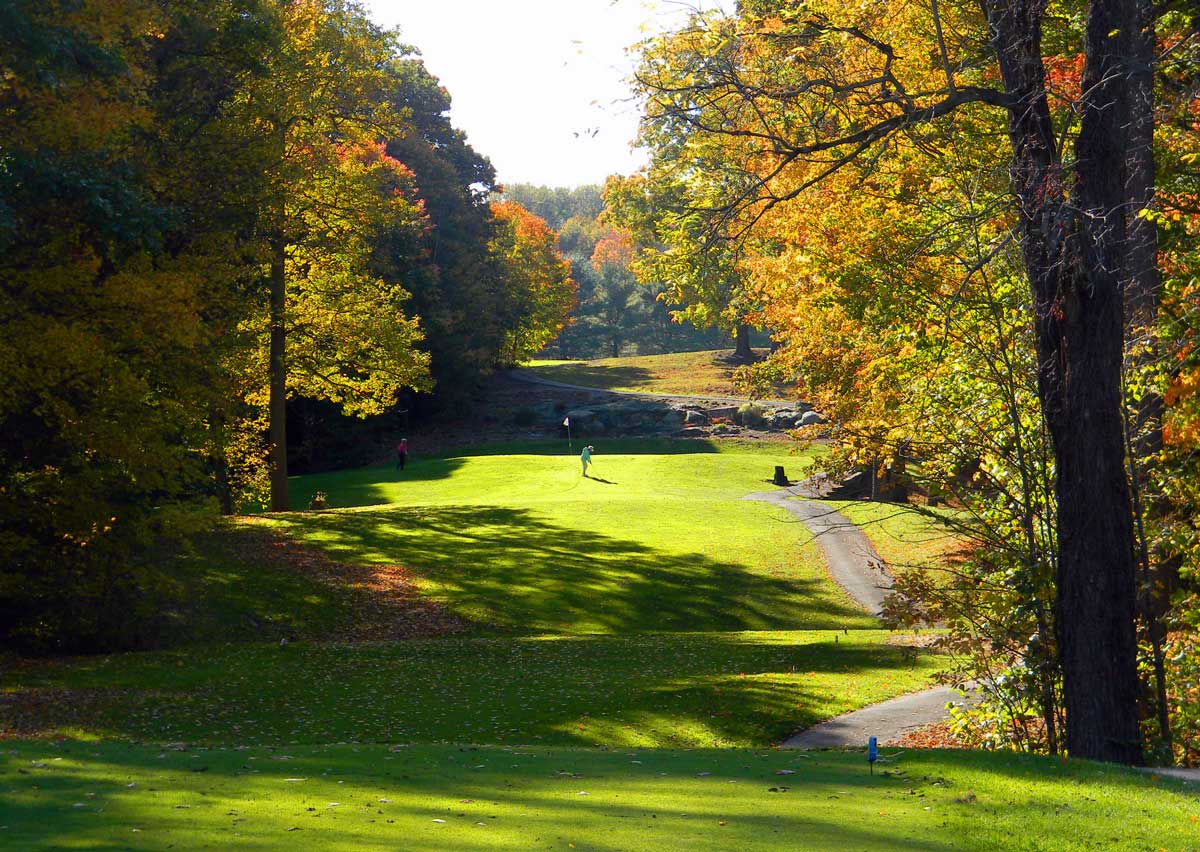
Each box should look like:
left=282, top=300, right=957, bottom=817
left=499, top=184, right=744, bottom=359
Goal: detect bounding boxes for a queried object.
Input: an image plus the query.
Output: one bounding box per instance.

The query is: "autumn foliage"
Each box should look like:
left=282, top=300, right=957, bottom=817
left=0, top=0, right=574, bottom=650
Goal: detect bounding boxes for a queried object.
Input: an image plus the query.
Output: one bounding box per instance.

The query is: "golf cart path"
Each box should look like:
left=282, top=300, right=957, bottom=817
left=744, top=483, right=893, bottom=617
left=508, top=367, right=796, bottom=407
left=744, top=478, right=971, bottom=749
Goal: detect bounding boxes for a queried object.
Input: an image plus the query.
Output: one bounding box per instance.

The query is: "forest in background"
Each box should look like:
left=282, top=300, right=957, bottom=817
left=499, top=183, right=750, bottom=358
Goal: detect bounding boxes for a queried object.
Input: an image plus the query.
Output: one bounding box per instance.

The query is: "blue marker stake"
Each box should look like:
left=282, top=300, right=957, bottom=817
left=868, top=736, right=878, bottom=775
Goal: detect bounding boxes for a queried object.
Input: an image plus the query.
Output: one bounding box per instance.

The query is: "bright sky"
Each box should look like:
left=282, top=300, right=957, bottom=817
left=363, top=0, right=727, bottom=189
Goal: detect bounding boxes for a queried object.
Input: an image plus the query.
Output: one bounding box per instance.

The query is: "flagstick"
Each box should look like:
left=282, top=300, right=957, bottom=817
left=567, top=421, right=573, bottom=453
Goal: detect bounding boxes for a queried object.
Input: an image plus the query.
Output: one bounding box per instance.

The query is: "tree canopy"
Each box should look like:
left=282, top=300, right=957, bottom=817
left=0, top=0, right=577, bottom=650
left=626, top=0, right=1199, bottom=764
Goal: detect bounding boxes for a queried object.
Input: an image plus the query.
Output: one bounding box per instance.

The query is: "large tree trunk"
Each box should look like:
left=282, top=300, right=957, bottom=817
left=268, top=232, right=289, bottom=512
left=733, top=323, right=752, bottom=361
left=1122, top=0, right=1171, bottom=752
left=985, top=0, right=1143, bottom=764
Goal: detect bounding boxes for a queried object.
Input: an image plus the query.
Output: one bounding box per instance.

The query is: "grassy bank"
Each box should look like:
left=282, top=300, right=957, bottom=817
left=3, top=742, right=1192, bottom=851
left=522, top=350, right=777, bottom=398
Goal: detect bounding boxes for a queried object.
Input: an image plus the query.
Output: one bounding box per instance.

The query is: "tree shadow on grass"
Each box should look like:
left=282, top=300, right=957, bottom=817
left=286, top=457, right=467, bottom=510
left=1, top=634, right=934, bottom=749
left=272, top=505, right=873, bottom=634
left=3, top=741, right=1184, bottom=852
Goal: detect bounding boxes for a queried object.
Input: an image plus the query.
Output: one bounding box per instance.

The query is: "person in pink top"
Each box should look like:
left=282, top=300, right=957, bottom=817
left=395, top=438, right=408, bottom=471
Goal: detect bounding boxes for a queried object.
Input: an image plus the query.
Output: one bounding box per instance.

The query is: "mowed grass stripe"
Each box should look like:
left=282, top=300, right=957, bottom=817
left=3, top=631, right=936, bottom=748
left=2, top=742, right=1193, bottom=852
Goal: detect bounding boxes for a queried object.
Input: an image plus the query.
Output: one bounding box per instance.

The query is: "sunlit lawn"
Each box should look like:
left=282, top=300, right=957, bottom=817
left=4, top=441, right=918, bottom=750
left=4, top=442, right=1184, bottom=850
left=521, top=350, right=778, bottom=397
left=3, top=742, right=1194, bottom=852
left=278, top=440, right=865, bottom=634
left=1, top=440, right=1021, bottom=851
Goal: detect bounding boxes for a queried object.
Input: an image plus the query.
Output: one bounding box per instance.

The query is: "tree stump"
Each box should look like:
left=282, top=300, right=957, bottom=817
left=773, top=465, right=788, bottom=486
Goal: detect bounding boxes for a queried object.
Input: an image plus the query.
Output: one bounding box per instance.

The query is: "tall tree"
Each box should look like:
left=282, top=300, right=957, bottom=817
left=238, top=0, right=431, bottom=511
left=379, top=56, right=508, bottom=405
left=0, top=0, right=277, bottom=647
left=489, top=201, right=577, bottom=364
left=630, top=0, right=1162, bottom=762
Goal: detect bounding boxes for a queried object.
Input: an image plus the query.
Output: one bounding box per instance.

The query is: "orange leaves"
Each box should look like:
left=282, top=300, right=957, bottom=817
left=489, top=201, right=578, bottom=362
left=590, top=230, right=636, bottom=272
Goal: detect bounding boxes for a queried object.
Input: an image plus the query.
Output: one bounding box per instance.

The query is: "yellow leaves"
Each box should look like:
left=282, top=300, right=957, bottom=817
left=759, top=16, right=786, bottom=34
left=1166, top=367, right=1200, bottom=408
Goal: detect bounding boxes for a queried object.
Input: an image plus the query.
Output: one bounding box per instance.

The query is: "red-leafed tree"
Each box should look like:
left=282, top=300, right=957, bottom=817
left=489, top=201, right=577, bottom=364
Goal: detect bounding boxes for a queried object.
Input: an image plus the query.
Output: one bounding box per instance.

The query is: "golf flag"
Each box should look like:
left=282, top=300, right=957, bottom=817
left=563, top=417, right=570, bottom=427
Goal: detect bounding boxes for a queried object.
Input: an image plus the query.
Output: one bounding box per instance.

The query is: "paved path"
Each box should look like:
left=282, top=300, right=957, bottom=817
left=742, top=477, right=971, bottom=748
left=750, top=481, right=1198, bottom=772
left=743, top=484, right=892, bottom=617
left=786, top=686, right=973, bottom=748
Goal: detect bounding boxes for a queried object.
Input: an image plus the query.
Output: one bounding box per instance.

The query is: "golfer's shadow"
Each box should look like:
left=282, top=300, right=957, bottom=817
left=584, top=475, right=617, bottom=485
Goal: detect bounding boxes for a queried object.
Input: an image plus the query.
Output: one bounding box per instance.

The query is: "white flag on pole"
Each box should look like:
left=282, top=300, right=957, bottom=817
left=563, top=417, right=570, bottom=427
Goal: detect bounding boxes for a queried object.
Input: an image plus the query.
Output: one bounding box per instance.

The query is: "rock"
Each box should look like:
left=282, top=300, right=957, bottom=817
left=658, top=409, right=686, bottom=429
left=674, top=427, right=708, bottom=438
left=799, top=410, right=825, bottom=426
left=767, top=410, right=798, bottom=429
left=565, top=408, right=597, bottom=426
left=684, top=409, right=709, bottom=425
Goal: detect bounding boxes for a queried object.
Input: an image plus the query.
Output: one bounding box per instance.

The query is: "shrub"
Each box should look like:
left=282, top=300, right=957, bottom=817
left=736, top=402, right=766, bottom=428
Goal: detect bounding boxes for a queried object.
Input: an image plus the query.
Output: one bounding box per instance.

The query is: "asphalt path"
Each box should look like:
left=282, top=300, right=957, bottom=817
left=743, top=477, right=972, bottom=748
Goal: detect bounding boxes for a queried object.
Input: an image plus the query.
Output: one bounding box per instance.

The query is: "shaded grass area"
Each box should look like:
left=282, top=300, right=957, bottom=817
left=2, top=741, right=1194, bottom=852
left=522, top=350, right=774, bottom=397
left=156, top=528, right=360, bottom=645
left=2, top=632, right=936, bottom=748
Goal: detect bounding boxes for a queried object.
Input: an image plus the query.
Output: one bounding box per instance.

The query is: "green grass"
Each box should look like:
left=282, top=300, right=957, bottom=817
left=3, top=441, right=914, bottom=749
left=156, top=528, right=361, bottom=644
left=522, top=350, right=775, bottom=397
left=277, top=441, right=866, bottom=634
left=2, top=632, right=936, bottom=748
left=4, top=440, right=1181, bottom=849
left=3, top=742, right=1195, bottom=852
left=822, top=500, right=963, bottom=571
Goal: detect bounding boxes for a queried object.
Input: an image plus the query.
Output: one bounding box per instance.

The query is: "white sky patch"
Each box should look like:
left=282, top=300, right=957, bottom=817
left=364, top=0, right=731, bottom=188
